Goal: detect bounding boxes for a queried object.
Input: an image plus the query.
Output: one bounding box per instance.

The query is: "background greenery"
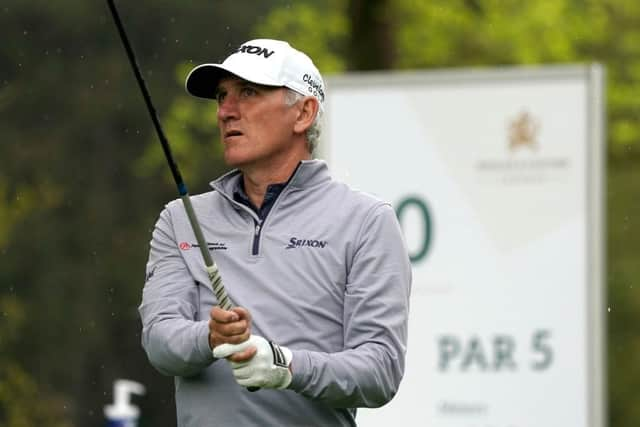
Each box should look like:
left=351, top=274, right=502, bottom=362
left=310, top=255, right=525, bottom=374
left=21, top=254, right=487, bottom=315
left=1, top=0, right=638, bottom=425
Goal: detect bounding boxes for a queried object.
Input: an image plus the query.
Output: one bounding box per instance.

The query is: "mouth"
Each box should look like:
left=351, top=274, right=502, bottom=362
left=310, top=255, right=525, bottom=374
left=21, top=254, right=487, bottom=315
left=224, top=129, right=243, bottom=139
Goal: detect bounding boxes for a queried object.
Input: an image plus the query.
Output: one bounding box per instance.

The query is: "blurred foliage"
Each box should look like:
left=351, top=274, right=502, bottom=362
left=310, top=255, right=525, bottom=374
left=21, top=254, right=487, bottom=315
left=134, top=66, right=223, bottom=191
left=0, top=180, right=62, bottom=249
left=0, top=296, right=72, bottom=426
left=607, top=166, right=640, bottom=426
left=253, top=0, right=349, bottom=74
left=1, top=0, right=639, bottom=426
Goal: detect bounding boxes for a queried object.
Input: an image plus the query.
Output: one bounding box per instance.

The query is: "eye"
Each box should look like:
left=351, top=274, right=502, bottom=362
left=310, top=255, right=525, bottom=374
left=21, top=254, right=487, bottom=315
left=215, top=90, right=226, bottom=103
left=240, top=85, right=258, bottom=98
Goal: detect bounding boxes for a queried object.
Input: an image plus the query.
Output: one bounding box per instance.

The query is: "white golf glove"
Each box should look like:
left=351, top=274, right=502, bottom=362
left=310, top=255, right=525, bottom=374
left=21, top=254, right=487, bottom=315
left=213, top=334, right=292, bottom=389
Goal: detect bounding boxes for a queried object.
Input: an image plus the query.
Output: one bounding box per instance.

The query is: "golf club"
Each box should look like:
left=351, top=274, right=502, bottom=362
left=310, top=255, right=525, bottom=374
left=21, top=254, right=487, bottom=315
left=106, top=0, right=233, bottom=311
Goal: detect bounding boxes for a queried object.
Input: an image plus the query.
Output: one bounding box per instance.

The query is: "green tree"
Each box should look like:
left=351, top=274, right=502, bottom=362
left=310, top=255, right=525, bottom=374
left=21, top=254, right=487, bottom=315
left=253, top=0, right=349, bottom=74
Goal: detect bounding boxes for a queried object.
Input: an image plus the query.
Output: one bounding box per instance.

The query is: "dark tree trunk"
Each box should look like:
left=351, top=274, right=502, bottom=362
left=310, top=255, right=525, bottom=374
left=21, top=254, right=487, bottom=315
left=348, top=0, right=395, bottom=70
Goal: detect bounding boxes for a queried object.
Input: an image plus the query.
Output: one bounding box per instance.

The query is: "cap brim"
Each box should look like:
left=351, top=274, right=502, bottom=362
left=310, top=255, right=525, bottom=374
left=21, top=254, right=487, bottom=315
left=185, top=63, right=282, bottom=99
left=185, top=64, right=227, bottom=99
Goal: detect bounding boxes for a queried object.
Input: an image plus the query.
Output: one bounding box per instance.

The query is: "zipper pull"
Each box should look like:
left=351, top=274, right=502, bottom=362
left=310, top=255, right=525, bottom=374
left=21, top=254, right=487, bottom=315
left=255, top=221, right=262, bottom=236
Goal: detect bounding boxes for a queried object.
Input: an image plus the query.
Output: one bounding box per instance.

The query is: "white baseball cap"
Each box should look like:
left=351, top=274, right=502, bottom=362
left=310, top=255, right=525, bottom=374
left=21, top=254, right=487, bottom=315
left=185, top=39, right=325, bottom=108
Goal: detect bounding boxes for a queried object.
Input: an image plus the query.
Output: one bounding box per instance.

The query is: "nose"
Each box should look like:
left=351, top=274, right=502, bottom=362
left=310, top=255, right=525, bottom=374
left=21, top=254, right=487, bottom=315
left=217, top=93, right=239, bottom=123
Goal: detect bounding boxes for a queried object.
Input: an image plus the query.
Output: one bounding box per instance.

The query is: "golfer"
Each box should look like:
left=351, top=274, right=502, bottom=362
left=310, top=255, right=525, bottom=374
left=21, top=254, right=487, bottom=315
left=139, top=38, right=412, bottom=426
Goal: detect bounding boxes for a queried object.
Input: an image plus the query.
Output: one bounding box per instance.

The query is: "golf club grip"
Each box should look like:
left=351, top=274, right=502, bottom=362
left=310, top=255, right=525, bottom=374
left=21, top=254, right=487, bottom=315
left=180, top=194, right=234, bottom=309
left=179, top=199, right=255, bottom=391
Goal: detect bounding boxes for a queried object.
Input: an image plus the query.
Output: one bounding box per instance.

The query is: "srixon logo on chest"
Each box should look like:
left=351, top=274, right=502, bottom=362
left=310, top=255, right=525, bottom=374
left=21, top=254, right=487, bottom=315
left=234, top=44, right=275, bottom=58
left=285, top=237, right=328, bottom=250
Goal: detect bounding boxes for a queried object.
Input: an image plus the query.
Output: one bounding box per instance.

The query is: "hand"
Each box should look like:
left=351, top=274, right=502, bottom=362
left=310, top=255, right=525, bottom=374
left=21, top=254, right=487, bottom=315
left=209, top=307, right=252, bottom=358
left=213, top=335, right=293, bottom=389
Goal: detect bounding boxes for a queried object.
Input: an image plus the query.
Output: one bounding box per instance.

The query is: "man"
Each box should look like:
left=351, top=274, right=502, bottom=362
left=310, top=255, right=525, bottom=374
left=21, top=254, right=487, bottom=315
left=139, top=38, right=411, bottom=426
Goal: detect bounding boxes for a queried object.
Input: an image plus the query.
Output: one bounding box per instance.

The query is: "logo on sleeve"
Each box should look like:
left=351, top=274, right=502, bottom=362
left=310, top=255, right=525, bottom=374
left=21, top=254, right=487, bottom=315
left=179, top=242, right=228, bottom=251
left=285, top=237, right=328, bottom=250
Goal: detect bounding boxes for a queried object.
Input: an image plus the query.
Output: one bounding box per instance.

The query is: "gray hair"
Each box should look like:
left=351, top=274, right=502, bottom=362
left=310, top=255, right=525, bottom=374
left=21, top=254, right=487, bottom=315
left=284, top=89, right=323, bottom=154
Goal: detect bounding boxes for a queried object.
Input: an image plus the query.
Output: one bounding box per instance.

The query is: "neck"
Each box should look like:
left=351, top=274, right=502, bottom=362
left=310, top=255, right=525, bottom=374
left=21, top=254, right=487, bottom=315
left=241, top=152, right=310, bottom=208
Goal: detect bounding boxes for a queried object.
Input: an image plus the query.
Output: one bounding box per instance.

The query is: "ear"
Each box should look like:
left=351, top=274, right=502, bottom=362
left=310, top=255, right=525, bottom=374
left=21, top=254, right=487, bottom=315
left=293, top=97, right=319, bottom=134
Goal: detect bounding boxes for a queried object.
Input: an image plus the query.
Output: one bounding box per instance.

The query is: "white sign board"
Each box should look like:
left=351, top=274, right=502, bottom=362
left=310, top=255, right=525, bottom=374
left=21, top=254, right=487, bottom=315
left=323, top=65, right=605, bottom=427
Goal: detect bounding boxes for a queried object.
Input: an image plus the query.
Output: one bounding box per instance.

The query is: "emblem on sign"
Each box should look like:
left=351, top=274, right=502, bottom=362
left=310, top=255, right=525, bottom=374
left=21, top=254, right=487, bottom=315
left=508, top=111, right=539, bottom=151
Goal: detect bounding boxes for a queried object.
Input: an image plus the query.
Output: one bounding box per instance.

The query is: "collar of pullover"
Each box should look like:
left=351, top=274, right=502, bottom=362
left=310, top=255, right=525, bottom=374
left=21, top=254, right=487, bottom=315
left=210, top=159, right=331, bottom=199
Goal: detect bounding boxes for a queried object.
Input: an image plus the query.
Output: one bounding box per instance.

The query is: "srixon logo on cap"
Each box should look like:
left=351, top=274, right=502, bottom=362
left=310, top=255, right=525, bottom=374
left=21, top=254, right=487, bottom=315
left=234, top=44, right=275, bottom=58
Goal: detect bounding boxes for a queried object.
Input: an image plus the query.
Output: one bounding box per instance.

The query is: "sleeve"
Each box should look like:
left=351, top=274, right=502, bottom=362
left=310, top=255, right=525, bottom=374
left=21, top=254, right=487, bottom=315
left=138, top=206, right=215, bottom=377
left=288, top=203, right=412, bottom=408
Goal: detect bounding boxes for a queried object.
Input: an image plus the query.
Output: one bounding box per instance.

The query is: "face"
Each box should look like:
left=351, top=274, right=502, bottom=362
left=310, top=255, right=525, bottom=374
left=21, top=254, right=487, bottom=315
left=215, top=76, right=301, bottom=170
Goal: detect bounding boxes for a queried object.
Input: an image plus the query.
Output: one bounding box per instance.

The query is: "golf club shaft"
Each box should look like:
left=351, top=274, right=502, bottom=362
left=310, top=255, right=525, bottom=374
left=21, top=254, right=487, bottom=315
left=106, top=0, right=232, bottom=310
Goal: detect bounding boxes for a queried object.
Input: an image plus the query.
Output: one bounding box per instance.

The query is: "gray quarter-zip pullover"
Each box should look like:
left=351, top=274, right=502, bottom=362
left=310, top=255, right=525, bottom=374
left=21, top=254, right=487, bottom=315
left=139, top=159, right=412, bottom=426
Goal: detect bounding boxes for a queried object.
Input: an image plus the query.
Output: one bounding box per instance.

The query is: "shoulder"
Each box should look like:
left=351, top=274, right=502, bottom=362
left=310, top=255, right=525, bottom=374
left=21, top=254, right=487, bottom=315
left=326, top=178, right=392, bottom=214
left=164, top=190, right=223, bottom=218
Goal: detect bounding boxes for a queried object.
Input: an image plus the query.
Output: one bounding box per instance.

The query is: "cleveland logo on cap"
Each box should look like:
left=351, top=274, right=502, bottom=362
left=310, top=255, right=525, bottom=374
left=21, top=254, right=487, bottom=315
left=303, top=74, right=325, bottom=102
left=234, top=44, right=275, bottom=58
